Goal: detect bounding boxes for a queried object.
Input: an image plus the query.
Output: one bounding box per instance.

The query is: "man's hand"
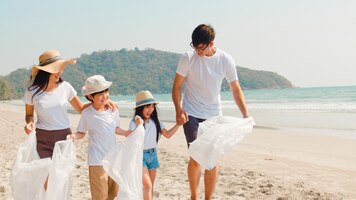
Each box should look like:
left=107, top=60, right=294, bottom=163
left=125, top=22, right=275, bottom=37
left=176, top=110, right=188, bottom=125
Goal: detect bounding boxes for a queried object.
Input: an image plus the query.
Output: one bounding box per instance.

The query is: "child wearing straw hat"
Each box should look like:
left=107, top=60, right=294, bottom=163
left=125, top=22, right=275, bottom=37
left=67, top=75, right=142, bottom=200
left=129, top=90, right=181, bottom=200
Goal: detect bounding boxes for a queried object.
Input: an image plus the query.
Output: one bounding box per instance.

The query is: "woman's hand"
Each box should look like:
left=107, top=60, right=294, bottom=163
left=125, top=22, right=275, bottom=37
left=24, top=122, right=35, bottom=134
left=106, top=99, right=118, bottom=111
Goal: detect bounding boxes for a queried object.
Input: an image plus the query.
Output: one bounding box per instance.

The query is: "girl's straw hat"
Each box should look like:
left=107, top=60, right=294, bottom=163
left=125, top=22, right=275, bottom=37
left=133, top=90, right=159, bottom=109
left=31, top=50, right=76, bottom=79
left=82, top=75, right=112, bottom=96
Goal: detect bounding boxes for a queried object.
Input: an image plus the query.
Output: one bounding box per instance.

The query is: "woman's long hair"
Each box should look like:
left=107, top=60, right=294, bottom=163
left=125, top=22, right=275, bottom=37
left=134, top=104, right=161, bottom=143
left=28, top=70, right=63, bottom=100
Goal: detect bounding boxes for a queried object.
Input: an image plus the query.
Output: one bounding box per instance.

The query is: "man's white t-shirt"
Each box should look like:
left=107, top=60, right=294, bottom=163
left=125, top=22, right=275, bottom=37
left=77, top=105, right=120, bottom=166
left=129, top=118, right=165, bottom=150
left=23, top=81, right=77, bottom=130
left=176, top=48, right=238, bottom=119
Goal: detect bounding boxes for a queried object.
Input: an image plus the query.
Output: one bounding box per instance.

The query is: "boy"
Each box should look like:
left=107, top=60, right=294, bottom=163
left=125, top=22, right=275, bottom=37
left=68, top=75, right=140, bottom=200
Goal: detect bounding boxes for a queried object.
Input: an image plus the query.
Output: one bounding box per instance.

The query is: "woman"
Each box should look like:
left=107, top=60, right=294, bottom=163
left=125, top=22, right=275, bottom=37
left=24, top=50, right=115, bottom=159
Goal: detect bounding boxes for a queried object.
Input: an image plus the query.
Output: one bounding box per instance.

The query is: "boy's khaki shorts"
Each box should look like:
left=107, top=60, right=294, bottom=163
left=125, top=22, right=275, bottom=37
left=89, top=166, right=119, bottom=200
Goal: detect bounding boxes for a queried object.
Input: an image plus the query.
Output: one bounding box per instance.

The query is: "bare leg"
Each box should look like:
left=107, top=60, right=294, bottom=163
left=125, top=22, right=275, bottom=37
left=142, top=168, right=153, bottom=200
left=204, top=166, right=218, bottom=200
left=188, top=158, right=201, bottom=200
left=148, top=169, right=157, bottom=198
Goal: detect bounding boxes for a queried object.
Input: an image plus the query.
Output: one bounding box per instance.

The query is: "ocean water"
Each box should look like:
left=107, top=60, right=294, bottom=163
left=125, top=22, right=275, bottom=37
left=110, top=85, right=356, bottom=112
left=105, top=85, right=356, bottom=138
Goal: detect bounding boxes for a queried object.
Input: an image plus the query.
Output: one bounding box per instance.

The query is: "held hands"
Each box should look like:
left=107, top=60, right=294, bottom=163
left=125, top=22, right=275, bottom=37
left=176, top=110, right=188, bottom=125
left=24, top=122, right=35, bottom=134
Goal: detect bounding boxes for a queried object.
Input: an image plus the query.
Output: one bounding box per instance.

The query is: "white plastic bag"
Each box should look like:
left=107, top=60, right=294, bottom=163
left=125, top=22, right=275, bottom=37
left=10, top=132, right=51, bottom=200
left=102, top=125, right=145, bottom=200
left=45, top=140, right=76, bottom=200
left=10, top=131, right=76, bottom=200
left=188, top=116, right=255, bottom=170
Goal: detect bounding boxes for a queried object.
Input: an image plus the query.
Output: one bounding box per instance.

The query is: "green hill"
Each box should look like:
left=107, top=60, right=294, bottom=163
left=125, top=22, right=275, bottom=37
left=2, top=48, right=294, bottom=99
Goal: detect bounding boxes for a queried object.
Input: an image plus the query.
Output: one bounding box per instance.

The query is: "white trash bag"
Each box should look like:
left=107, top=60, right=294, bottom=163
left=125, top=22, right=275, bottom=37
left=103, top=125, right=145, bottom=200
left=188, top=116, right=255, bottom=170
left=45, top=140, right=76, bottom=200
left=10, top=131, right=76, bottom=200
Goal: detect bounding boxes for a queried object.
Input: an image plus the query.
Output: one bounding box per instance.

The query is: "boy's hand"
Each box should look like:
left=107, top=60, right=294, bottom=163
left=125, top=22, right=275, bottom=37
left=66, top=133, right=75, bottom=141
left=134, top=115, right=143, bottom=125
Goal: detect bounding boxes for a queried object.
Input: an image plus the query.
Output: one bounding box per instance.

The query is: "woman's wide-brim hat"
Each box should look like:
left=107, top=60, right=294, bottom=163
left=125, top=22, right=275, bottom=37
left=82, top=75, right=113, bottom=96
left=31, top=50, right=76, bottom=79
left=133, top=90, right=159, bottom=109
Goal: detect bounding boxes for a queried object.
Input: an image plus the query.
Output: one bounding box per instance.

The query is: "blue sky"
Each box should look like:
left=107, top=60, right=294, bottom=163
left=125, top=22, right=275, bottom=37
left=1, top=0, right=355, bottom=87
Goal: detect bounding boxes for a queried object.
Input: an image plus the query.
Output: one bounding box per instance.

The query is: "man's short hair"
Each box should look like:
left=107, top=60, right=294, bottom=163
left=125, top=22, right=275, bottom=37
left=191, top=24, right=215, bottom=47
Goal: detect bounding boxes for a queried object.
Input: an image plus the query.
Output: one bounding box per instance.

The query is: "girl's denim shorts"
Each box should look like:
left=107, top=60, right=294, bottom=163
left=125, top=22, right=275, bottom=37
left=143, top=148, right=160, bottom=170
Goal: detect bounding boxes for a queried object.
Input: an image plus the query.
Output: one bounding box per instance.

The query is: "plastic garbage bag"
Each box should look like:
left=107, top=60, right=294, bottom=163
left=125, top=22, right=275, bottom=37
left=10, top=131, right=76, bottom=200
left=103, top=124, right=145, bottom=200
left=10, top=132, right=51, bottom=200
left=45, top=140, right=76, bottom=200
left=188, top=116, right=255, bottom=170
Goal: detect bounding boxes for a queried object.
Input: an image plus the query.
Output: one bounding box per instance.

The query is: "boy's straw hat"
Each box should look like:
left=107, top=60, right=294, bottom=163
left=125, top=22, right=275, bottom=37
left=31, top=50, right=76, bottom=79
left=82, top=75, right=112, bottom=96
left=134, top=90, right=159, bottom=109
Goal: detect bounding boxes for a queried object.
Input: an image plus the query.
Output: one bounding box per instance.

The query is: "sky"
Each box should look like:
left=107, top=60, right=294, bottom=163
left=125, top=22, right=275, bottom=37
left=1, top=0, right=355, bottom=87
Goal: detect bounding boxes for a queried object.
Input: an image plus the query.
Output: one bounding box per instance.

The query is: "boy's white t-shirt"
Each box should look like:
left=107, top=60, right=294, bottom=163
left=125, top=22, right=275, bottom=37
left=23, top=81, right=77, bottom=130
left=77, top=105, right=120, bottom=166
left=176, top=49, right=238, bottom=119
left=129, top=118, right=165, bottom=150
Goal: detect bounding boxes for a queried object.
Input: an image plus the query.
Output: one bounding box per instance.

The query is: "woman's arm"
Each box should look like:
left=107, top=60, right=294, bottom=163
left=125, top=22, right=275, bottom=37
left=24, top=104, right=35, bottom=134
left=160, top=123, right=180, bottom=139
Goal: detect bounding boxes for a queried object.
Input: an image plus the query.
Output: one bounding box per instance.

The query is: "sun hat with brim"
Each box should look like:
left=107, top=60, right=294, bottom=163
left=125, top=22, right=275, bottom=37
left=31, top=50, right=76, bottom=79
left=133, top=90, right=159, bottom=109
left=82, top=75, right=113, bottom=96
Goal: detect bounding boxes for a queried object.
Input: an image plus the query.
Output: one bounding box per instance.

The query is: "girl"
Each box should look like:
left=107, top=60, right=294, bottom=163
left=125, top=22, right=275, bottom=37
left=129, top=90, right=180, bottom=200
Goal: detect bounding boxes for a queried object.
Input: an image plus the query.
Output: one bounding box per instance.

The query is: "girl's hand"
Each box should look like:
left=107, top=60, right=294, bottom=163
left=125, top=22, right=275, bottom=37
left=24, top=122, right=35, bottom=134
left=134, top=115, right=143, bottom=125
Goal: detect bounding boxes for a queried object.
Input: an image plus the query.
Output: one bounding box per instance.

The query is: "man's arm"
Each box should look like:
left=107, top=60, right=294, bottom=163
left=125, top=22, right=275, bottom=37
left=229, top=80, right=249, bottom=118
left=172, top=73, right=188, bottom=125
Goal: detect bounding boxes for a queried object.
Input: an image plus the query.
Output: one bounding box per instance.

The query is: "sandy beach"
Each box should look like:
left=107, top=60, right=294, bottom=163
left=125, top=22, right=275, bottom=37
left=1, top=101, right=356, bottom=200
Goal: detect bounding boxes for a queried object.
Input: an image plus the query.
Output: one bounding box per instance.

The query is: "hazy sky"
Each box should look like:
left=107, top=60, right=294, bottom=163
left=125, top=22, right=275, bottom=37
left=1, top=0, right=355, bottom=87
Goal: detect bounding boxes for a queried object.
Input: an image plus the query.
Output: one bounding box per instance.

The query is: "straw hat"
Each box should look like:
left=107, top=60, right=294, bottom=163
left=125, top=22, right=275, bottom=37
left=82, top=75, right=113, bottom=96
left=31, top=50, right=76, bottom=79
left=133, top=90, right=159, bottom=109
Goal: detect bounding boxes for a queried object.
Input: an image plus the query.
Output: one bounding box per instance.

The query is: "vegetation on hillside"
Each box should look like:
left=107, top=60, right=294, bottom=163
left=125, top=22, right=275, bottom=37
left=1, top=48, right=294, bottom=100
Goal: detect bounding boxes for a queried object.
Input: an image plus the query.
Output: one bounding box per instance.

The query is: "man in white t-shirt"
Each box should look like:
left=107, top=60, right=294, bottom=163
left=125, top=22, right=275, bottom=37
left=172, top=24, right=249, bottom=200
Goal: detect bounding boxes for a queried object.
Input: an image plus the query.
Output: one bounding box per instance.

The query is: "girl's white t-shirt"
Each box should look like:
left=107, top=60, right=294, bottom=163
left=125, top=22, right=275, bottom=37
left=23, top=81, right=77, bottom=130
left=77, top=106, right=120, bottom=166
left=129, top=118, right=165, bottom=150
left=176, top=48, right=238, bottom=119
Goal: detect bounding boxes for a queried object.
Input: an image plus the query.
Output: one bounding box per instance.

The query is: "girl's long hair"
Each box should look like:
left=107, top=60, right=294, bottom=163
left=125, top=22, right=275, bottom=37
left=134, top=104, right=161, bottom=143
left=28, top=70, right=63, bottom=100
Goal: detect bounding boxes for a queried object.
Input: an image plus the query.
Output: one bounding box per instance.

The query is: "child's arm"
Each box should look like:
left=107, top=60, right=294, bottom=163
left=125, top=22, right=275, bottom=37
left=116, top=116, right=143, bottom=137
left=115, top=127, right=132, bottom=137
left=160, top=123, right=180, bottom=139
left=67, top=131, right=86, bottom=140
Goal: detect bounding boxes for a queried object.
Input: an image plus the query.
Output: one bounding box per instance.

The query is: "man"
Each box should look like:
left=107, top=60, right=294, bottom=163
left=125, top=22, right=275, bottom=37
left=172, top=24, right=249, bottom=200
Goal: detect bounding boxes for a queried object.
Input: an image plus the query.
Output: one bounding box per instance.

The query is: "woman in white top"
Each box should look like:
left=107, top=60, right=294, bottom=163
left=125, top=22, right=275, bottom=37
left=23, top=50, right=115, bottom=159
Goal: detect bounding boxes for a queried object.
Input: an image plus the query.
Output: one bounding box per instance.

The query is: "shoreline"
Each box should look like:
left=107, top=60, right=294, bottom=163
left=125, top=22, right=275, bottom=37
left=1, top=101, right=356, bottom=199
